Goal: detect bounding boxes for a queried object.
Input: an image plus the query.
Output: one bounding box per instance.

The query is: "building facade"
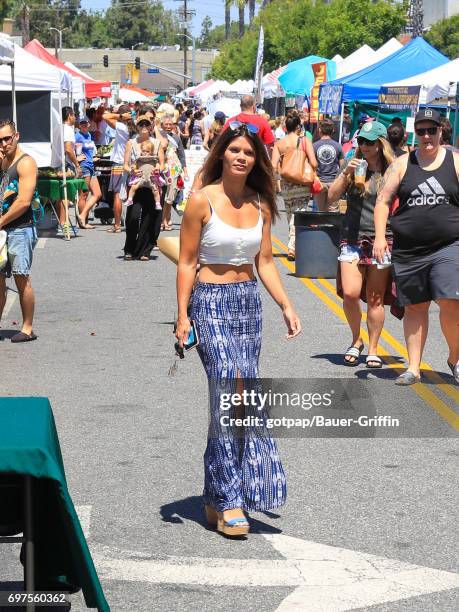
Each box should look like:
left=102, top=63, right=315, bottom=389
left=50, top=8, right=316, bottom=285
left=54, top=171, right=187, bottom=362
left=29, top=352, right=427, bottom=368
left=52, top=47, right=218, bottom=94
left=423, top=0, right=459, bottom=28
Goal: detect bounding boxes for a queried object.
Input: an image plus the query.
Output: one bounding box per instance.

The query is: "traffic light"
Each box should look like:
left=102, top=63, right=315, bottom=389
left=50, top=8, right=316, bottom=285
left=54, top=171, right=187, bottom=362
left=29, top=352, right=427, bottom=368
left=135, top=56, right=140, bottom=70
left=103, top=55, right=108, bottom=68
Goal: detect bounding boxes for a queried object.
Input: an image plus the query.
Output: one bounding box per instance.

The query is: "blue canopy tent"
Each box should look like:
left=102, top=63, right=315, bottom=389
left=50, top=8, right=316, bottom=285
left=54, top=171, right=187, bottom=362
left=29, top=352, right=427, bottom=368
left=327, top=38, right=449, bottom=104
left=279, top=55, right=336, bottom=96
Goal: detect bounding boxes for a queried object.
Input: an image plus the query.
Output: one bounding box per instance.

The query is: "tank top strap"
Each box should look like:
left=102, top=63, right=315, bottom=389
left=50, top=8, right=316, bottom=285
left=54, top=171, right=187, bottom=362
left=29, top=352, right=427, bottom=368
left=200, top=189, right=214, bottom=214
left=5, top=153, right=29, bottom=182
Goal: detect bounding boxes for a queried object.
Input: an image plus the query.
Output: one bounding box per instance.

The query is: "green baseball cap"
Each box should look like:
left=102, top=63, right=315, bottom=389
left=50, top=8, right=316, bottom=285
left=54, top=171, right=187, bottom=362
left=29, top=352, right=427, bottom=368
left=358, top=120, right=387, bottom=141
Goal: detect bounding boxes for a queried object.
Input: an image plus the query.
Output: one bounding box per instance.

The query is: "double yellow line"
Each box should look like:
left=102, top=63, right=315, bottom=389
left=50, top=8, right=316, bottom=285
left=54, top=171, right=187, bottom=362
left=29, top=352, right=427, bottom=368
left=271, top=234, right=459, bottom=431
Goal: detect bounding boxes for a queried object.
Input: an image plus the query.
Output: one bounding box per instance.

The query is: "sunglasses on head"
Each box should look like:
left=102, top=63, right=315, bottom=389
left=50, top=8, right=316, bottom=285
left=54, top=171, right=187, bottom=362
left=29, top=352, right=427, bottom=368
left=357, top=137, right=376, bottom=146
left=137, top=121, right=150, bottom=128
left=229, top=121, right=259, bottom=134
left=415, top=126, right=438, bottom=136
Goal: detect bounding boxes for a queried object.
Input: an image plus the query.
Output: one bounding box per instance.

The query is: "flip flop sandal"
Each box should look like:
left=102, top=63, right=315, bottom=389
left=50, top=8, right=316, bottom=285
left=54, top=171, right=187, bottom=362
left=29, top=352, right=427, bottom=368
left=11, top=331, right=37, bottom=343
left=124, top=254, right=133, bottom=260
left=140, top=255, right=150, bottom=261
left=343, top=344, right=364, bottom=366
left=366, top=355, right=383, bottom=369
left=395, top=371, right=421, bottom=386
left=447, top=361, right=459, bottom=383
left=107, top=226, right=121, bottom=233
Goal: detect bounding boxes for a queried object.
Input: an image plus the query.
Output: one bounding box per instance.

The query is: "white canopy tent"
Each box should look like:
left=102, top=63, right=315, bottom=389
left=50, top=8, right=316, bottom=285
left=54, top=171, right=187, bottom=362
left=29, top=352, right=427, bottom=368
left=0, top=35, right=76, bottom=235
left=197, top=80, right=233, bottom=105
left=335, top=45, right=376, bottom=78
left=373, top=38, right=403, bottom=62
left=230, top=79, right=254, bottom=94
left=118, top=87, right=152, bottom=103
left=0, top=39, right=73, bottom=167
left=262, top=66, right=286, bottom=99
left=335, top=39, right=403, bottom=79
left=385, top=57, right=459, bottom=103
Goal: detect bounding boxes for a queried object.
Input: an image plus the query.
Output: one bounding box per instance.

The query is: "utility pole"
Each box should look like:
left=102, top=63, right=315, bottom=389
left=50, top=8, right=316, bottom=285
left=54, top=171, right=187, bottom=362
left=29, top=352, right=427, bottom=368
left=174, top=0, right=195, bottom=89
left=21, top=4, right=30, bottom=47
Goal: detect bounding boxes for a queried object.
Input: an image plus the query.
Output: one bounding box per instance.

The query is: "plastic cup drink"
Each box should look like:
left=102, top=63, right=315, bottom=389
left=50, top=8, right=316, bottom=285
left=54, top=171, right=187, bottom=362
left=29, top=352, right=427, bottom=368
left=75, top=142, right=83, bottom=156
left=354, top=159, right=368, bottom=186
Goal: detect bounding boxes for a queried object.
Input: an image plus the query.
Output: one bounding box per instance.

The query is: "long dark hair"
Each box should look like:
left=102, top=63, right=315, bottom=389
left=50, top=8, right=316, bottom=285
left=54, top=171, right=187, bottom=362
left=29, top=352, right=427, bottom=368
left=200, top=124, right=278, bottom=220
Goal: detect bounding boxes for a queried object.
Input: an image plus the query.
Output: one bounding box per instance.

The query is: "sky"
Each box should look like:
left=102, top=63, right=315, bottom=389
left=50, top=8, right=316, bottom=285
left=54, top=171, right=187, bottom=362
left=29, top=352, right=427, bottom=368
left=80, top=0, right=257, bottom=38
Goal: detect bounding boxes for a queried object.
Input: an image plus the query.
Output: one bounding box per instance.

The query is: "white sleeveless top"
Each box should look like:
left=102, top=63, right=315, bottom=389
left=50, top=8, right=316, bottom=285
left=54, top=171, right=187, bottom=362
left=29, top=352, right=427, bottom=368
left=199, top=190, right=263, bottom=266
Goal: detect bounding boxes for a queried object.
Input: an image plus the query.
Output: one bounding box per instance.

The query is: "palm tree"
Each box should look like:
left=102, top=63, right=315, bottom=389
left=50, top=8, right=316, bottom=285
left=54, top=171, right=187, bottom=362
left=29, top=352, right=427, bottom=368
left=248, top=0, right=256, bottom=24
left=225, top=0, right=231, bottom=40
left=237, top=0, right=245, bottom=37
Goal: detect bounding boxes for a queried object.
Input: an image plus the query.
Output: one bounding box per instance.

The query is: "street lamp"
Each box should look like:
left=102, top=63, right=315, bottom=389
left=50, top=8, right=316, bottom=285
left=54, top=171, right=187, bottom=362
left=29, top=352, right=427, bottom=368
left=176, top=33, right=195, bottom=86
left=49, top=27, right=67, bottom=60
left=131, top=42, right=143, bottom=51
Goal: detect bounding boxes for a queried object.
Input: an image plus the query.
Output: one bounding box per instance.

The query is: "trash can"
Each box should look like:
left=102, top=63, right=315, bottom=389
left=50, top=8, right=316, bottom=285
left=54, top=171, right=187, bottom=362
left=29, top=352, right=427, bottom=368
left=294, top=211, right=343, bottom=278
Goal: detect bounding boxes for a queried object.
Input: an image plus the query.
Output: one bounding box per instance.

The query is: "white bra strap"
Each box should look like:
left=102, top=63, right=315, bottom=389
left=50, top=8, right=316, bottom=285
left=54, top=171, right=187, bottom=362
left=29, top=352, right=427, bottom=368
left=257, top=193, right=262, bottom=219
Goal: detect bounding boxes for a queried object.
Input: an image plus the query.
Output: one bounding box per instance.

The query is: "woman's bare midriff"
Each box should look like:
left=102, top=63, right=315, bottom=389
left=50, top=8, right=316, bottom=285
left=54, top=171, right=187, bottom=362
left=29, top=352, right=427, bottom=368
left=197, top=263, right=256, bottom=284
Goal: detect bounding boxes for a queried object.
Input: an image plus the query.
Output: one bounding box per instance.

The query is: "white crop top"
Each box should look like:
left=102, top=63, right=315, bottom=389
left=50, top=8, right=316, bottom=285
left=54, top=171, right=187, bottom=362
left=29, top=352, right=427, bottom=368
left=199, top=190, right=263, bottom=266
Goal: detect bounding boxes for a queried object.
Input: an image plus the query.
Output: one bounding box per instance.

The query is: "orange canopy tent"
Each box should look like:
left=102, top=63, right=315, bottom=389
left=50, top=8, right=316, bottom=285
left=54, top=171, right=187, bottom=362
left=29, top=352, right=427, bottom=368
left=121, top=84, right=157, bottom=98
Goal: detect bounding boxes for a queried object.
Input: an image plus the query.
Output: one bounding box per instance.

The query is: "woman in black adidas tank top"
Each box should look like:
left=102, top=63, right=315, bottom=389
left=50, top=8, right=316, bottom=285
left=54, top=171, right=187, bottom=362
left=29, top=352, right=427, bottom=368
left=374, top=109, right=459, bottom=386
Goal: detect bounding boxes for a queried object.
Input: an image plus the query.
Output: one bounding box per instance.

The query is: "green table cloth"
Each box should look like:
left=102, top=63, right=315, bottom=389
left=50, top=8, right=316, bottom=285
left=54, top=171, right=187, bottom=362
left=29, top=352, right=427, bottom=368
left=37, top=178, right=88, bottom=202
left=0, top=398, right=109, bottom=612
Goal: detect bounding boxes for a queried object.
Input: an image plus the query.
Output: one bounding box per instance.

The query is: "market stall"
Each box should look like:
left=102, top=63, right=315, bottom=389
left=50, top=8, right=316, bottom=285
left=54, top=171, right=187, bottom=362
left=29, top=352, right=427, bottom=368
left=25, top=39, right=111, bottom=99
left=328, top=37, right=449, bottom=104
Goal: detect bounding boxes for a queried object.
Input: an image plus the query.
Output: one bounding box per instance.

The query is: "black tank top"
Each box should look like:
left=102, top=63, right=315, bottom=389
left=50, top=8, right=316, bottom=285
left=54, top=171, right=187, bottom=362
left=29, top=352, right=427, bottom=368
left=391, top=148, right=459, bottom=262
left=0, top=153, right=34, bottom=230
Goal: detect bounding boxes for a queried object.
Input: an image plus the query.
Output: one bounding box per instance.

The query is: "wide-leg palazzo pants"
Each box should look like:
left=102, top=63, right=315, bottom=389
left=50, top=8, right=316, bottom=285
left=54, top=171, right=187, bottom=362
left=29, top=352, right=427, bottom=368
left=190, top=280, right=287, bottom=512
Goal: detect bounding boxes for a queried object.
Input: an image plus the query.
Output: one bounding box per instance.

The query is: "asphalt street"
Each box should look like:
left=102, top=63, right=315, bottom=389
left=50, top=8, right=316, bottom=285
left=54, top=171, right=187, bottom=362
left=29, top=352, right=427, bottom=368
left=0, top=207, right=458, bottom=612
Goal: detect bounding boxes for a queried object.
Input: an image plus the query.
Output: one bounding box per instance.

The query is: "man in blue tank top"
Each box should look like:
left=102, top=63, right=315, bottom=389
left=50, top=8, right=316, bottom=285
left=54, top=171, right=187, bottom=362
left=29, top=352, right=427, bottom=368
left=0, top=118, right=39, bottom=342
left=374, top=108, right=459, bottom=385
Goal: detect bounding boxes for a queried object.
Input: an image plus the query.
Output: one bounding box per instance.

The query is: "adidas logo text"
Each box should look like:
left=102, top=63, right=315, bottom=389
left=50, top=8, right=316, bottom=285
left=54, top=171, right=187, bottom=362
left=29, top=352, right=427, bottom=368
left=406, top=177, right=449, bottom=207
left=407, top=194, right=449, bottom=206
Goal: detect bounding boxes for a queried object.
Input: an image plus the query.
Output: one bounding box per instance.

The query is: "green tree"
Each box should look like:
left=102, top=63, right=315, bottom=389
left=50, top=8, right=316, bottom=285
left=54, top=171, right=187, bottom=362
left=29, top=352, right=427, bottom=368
left=211, top=0, right=405, bottom=80
left=199, top=15, right=213, bottom=48
left=425, top=14, right=459, bottom=59
left=105, top=0, right=179, bottom=49
left=0, top=0, right=16, bottom=21
left=201, top=20, right=239, bottom=49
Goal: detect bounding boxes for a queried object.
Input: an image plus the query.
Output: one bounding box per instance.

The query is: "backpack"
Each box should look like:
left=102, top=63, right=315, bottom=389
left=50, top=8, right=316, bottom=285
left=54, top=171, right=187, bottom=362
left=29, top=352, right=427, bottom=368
left=1, top=179, right=44, bottom=224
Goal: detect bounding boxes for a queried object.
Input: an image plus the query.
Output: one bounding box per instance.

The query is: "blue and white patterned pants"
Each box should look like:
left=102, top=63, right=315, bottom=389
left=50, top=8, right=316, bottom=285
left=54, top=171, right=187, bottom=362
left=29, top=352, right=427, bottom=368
left=190, top=280, right=287, bottom=512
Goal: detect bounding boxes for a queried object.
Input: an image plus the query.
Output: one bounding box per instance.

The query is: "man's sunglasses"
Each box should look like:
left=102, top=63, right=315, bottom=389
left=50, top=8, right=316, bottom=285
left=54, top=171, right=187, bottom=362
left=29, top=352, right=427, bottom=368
left=229, top=121, right=259, bottom=134
left=0, top=135, right=14, bottom=145
left=415, top=127, right=438, bottom=136
left=137, top=121, right=151, bottom=128
left=357, top=137, right=376, bottom=146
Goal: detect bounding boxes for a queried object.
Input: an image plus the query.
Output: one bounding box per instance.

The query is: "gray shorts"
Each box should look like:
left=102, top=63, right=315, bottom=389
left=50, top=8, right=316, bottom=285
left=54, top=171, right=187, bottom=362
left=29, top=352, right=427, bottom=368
left=393, top=240, right=459, bottom=306
left=108, top=165, right=128, bottom=194
left=1, top=225, right=37, bottom=278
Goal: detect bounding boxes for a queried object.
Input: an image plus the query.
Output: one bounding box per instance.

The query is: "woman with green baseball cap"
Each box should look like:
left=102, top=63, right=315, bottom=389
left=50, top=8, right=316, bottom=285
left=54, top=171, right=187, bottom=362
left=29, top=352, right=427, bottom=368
left=328, top=121, right=395, bottom=369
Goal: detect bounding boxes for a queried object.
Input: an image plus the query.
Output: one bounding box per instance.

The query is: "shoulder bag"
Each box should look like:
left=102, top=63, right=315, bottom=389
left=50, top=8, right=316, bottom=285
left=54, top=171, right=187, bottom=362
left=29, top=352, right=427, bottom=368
left=280, top=137, right=315, bottom=186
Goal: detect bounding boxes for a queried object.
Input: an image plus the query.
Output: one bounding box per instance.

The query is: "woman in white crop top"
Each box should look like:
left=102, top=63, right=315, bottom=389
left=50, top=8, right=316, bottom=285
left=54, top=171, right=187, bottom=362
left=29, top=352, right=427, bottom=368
left=176, top=122, right=301, bottom=538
